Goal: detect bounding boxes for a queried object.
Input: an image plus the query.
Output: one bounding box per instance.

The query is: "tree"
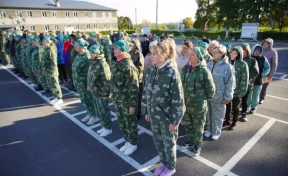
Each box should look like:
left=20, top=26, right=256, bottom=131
left=269, top=0, right=288, bottom=31
left=194, top=0, right=217, bottom=29
left=182, top=17, right=193, bottom=29
left=117, top=16, right=133, bottom=30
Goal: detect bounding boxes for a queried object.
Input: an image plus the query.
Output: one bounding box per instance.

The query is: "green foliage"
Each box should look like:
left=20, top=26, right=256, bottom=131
left=182, top=17, right=193, bottom=29
left=118, top=16, right=133, bottom=30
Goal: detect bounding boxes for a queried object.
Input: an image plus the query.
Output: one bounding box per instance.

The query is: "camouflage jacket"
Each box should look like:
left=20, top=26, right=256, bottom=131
left=103, top=44, right=112, bottom=66
left=41, top=47, right=58, bottom=76
left=207, top=56, right=235, bottom=102
left=72, top=52, right=90, bottom=88
left=203, top=54, right=213, bottom=63
left=4, top=40, right=10, bottom=54
left=0, top=35, right=4, bottom=52
left=130, top=50, right=144, bottom=83
left=25, top=43, right=33, bottom=63
left=142, top=60, right=185, bottom=126
left=16, top=41, right=21, bottom=58
left=110, top=57, right=139, bottom=108
left=31, top=46, right=41, bottom=73
left=20, top=45, right=27, bottom=62
left=229, top=46, right=249, bottom=97
left=181, top=63, right=215, bottom=106
left=87, top=55, right=111, bottom=98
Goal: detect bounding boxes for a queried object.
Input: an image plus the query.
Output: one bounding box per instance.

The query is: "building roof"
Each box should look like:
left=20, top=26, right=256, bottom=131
left=0, top=0, right=117, bottom=11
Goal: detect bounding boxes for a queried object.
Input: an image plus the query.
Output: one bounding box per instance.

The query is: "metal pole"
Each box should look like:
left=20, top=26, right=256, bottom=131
left=156, top=0, right=158, bottom=29
left=135, top=8, right=137, bottom=28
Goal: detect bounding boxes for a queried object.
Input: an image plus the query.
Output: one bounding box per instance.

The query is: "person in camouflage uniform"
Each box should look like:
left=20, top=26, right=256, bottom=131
left=9, top=34, right=19, bottom=72
left=129, top=38, right=144, bottom=120
left=0, top=31, right=10, bottom=65
left=142, top=41, right=185, bottom=176
left=240, top=43, right=259, bottom=121
left=15, top=34, right=25, bottom=76
left=87, top=32, right=98, bottom=50
left=223, top=46, right=249, bottom=130
left=72, top=39, right=97, bottom=125
left=31, top=37, right=47, bottom=91
left=87, top=45, right=112, bottom=137
left=20, top=38, right=30, bottom=79
left=111, top=40, right=139, bottom=156
left=197, top=40, right=213, bottom=63
left=42, top=36, right=63, bottom=105
left=3, top=32, right=11, bottom=65
left=205, top=45, right=235, bottom=140
left=180, top=47, right=215, bottom=155
left=26, top=34, right=38, bottom=85
left=100, top=35, right=112, bottom=66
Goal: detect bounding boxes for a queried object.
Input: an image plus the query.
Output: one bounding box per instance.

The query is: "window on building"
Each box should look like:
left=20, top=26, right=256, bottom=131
left=52, top=11, right=57, bottom=17
left=76, top=25, right=80, bottom=30
left=27, top=11, right=33, bottom=17
left=0, top=10, right=6, bottom=17
left=93, top=24, right=97, bottom=29
left=87, top=24, right=90, bottom=29
left=19, top=25, right=25, bottom=30
left=85, top=12, right=89, bottom=17
left=66, top=12, right=70, bottom=17
left=55, top=25, right=59, bottom=31
left=67, top=25, right=72, bottom=27
left=44, top=25, right=50, bottom=31
left=108, top=12, right=112, bottom=17
left=42, top=11, right=47, bottom=17
left=104, top=24, right=107, bottom=28
left=30, top=26, right=35, bottom=32
left=102, top=12, right=106, bottom=17
left=74, top=12, right=78, bottom=17
left=92, top=12, right=96, bottom=17
left=16, top=11, right=22, bottom=17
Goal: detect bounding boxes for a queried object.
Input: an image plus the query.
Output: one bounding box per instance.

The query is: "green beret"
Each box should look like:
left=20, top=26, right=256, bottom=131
left=89, top=32, right=96, bottom=40
left=224, top=43, right=231, bottom=49
left=113, top=40, right=129, bottom=52
left=9, top=33, right=16, bottom=38
left=75, top=38, right=88, bottom=48
left=63, top=35, right=69, bottom=41
left=27, top=34, right=34, bottom=40
left=31, top=37, right=40, bottom=43
left=20, top=38, right=27, bottom=44
left=89, top=44, right=104, bottom=54
left=43, top=36, right=53, bottom=44
left=197, top=40, right=209, bottom=49
left=192, top=47, right=204, bottom=61
left=15, top=34, right=22, bottom=39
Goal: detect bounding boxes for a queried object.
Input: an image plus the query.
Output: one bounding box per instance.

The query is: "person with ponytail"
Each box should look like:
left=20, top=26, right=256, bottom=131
left=111, top=40, right=139, bottom=156
left=87, top=45, right=112, bottom=137
left=163, top=38, right=178, bottom=69
left=72, top=39, right=98, bottom=125
left=142, top=41, right=185, bottom=176
left=41, top=36, right=63, bottom=105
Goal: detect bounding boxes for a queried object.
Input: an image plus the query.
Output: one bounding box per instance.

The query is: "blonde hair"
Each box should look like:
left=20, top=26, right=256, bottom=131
left=150, top=42, right=170, bottom=60
left=213, top=44, right=227, bottom=55
left=163, top=38, right=177, bottom=59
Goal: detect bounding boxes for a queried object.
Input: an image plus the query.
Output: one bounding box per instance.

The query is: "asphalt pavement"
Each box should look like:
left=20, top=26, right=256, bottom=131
left=0, top=41, right=287, bottom=176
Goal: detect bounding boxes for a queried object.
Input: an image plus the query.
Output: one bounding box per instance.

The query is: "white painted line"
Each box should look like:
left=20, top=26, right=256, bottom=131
left=60, top=100, right=81, bottom=107
left=111, top=138, right=126, bottom=146
left=254, top=113, right=288, bottom=125
left=88, top=117, right=118, bottom=130
left=60, top=85, right=79, bottom=96
left=110, top=111, right=117, bottom=117
left=266, top=95, right=288, bottom=101
left=142, top=156, right=160, bottom=168
left=273, top=77, right=288, bottom=81
left=280, top=74, right=288, bottom=79
left=1, top=65, right=154, bottom=176
left=213, top=119, right=276, bottom=176
left=72, top=110, right=87, bottom=117
left=47, top=92, right=72, bottom=99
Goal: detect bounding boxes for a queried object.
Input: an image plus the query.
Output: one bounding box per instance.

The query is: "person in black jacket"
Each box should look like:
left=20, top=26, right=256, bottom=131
left=141, top=34, right=150, bottom=57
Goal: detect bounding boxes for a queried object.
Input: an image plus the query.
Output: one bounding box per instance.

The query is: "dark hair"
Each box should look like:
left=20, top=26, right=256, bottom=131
left=183, top=40, right=193, bottom=49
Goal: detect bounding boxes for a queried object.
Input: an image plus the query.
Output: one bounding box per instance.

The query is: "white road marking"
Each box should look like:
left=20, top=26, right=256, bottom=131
left=47, top=92, right=72, bottom=99
left=280, top=74, right=288, bottom=79
left=72, top=110, right=87, bottom=117
left=266, top=95, right=288, bottom=101
left=111, top=138, right=126, bottom=146
left=60, top=100, right=81, bottom=107
left=273, top=77, right=288, bottom=81
left=142, top=156, right=160, bottom=168
left=213, top=119, right=276, bottom=176
left=254, top=113, right=288, bottom=125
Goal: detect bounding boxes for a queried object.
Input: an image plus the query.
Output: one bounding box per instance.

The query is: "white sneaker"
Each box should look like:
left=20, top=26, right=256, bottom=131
left=87, top=116, right=99, bottom=125
left=53, top=99, right=63, bottom=106
left=49, top=98, right=58, bottom=105
left=204, top=131, right=212, bottom=138
left=97, top=127, right=105, bottom=134
left=81, top=114, right=92, bottom=122
left=124, top=143, right=137, bottom=155
left=100, top=129, right=112, bottom=137
left=120, top=142, right=129, bottom=152
left=212, top=134, right=220, bottom=141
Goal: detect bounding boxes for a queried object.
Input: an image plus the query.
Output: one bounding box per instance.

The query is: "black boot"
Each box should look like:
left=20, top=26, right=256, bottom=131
left=35, top=85, right=44, bottom=91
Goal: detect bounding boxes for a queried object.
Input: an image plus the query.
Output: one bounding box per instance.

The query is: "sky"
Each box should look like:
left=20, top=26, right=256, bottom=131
left=84, top=0, right=198, bottom=24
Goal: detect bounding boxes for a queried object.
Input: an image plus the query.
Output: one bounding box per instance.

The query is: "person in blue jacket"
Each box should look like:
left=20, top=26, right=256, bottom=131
left=56, top=37, right=67, bottom=84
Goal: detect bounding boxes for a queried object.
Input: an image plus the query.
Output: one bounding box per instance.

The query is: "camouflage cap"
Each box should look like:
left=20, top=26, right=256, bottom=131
left=75, top=38, right=89, bottom=48
left=113, top=40, right=129, bottom=52
left=89, top=44, right=104, bottom=54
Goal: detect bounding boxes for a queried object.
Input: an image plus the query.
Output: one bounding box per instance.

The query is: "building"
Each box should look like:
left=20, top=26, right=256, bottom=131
left=0, top=0, right=118, bottom=32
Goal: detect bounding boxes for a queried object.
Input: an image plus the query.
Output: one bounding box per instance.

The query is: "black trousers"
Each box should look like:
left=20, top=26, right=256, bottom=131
left=58, top=64, right=68, bottom=82
left=137, top=82, right=143, bottom=116
left=241, top=89, right=250, bottom=113
left=225, top=97, right=241, bottom=123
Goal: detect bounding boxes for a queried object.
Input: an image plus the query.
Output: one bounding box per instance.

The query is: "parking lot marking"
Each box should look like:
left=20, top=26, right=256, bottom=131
left=267, top=95, right=288, bottom=101
left=213, top=119, right=276, bottom=176
left=280, top=74, right=288, bottom=79
left=59, top=100, right=81, bottom=106
left=254, top=113, right=288, bottom=125
left=72, top=110, right=87, bottom=117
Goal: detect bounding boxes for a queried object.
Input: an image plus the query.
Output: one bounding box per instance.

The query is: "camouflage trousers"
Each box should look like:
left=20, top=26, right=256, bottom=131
left=93, top=97, right=112, bottom=129
left=46, top=74, right=62, bottom=99
left=0, top=52, right=10, bottom=65
left=77, top=86, right=96, bottom=116
left=13, top=56, right=24, bottom=72
left=21, top=57, right=32, bottom=78
left=206, top=101, right=226, bottom=136
left=150, top=116, right=178, bottom=170
left=34, top=70, right=49, bottom=90
left=182, top=101, right=207, bottom=146
left=114, top=101, right=138, bottom=145
left=26, top=58, right=38, bottom=84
